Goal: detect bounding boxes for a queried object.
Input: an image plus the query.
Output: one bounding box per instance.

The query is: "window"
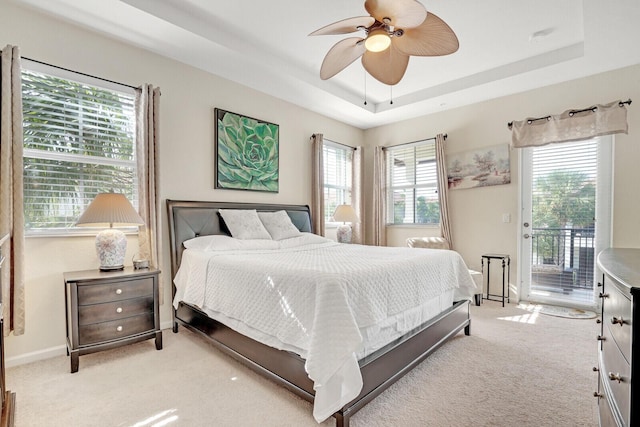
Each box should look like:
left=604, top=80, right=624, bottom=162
left=21, top=67, right=137, bottom=233
left=386, top=139, right=440, bottom=225
left=323, top=141, right=353, bottom=224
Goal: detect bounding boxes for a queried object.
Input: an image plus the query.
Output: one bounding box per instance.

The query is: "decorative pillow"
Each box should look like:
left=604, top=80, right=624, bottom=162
left=258, top=210, right=302, bottom=240
left=183, top=235, right=278, bottom=251
left=217, top=209, right=272, bottom=240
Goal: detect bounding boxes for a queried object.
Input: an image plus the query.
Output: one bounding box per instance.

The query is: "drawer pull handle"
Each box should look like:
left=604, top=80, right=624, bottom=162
left=116, top=307, right=123, bottom=314
left=592, top=367, right=599, bottom=372
left=593, top=392, right=603, bottom=398
left=598, top=292, right=609, bottom=299
left=116, top=326, right=123, bottom=332
left=596, top=335, right=606, bottom=341
left=116, top=289, right=123, bottom=295
left=595, top=319, right=602, bottom=324
left=608, top=372, right=623, bottom=383
left=611, top=316, right=625, bottom=326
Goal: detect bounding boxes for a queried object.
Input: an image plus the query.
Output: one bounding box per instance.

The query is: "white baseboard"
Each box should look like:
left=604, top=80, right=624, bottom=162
left=6, top=320, right=175, bottom=368
left=6, top=345, right=67, bottom=368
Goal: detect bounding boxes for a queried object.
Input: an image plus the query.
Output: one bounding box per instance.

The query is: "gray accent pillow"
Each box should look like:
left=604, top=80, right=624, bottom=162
left=217, top=209, right=272, bottom=240
left=258, top=210, right=302, bottom=240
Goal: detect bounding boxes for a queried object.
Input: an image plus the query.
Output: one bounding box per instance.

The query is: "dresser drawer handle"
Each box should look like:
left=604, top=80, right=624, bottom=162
left=598, top=292, right=609, bottom=299
left=116, top=307, right=123, bottom=314
left=608, top=372, right=623, bottom=383
left=115, top=289, right=123, bottom=295
left=611, top=316, right=626, bottom=326
left=116, top=326, right=123, bottom=332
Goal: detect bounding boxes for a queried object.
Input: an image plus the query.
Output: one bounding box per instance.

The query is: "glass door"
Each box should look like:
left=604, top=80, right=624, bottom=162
left=519, top=137, right=612, bottom=309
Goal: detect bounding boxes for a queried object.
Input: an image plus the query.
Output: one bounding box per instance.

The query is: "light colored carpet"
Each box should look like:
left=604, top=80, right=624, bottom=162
left=8, top=302, right=600, bottom=426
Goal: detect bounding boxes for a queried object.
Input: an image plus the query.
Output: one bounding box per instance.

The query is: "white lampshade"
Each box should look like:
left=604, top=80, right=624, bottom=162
left=333, top=204, right=359, bottom=223
left=76, top=193, right=144, bottom=271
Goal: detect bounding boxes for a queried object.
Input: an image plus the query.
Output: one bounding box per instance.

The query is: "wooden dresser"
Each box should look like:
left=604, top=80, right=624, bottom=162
left=0, top=234, right=15, bottom=427
left=64, top=267, right=162, bottom=373
left=596, top=248, right=639, bottom=427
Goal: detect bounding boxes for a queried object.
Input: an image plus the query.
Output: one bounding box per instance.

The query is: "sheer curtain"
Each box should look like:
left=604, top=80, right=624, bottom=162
left=135, top=84, right=162, bottom=301
left=351, top=147, right=363, bottom=244
left=510, top=100, right=629, bottom=148
left=0, top=45, right=25, bottom=335
left=372, top=146, right=387, bottom=246
left=435, top=133, right=453, bottom=248
left=310, top=134, right=325, bottom=236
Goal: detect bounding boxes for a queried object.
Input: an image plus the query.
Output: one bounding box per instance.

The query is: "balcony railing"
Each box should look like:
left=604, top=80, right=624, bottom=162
left=530, top=226, right=595, bottom=290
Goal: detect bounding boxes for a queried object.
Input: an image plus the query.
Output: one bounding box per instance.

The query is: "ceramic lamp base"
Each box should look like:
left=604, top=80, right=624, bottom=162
left=96, top=228, right=127, bottom=271
left=336, top=224, right=353, bottom=244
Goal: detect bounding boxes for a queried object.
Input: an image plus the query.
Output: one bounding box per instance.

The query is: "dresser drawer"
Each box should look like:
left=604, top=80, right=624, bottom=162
left=78, top=296, right=154, bottom=326
left=601, top=324, right=630, bottom=426
left=78, top=313, right=155, bottom=346
left=598, top=371, right=620, bottom=427
left=77, top=277, right=153, bottom=305
left=604, top=281, right=632, bottom=363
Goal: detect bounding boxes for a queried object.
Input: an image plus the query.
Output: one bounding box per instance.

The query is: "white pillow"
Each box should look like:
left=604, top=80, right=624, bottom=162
left=278, top=232, right=334, bottom=249
left=183, top=235, right=278, bottom=251
left=218, top=209, right=272, bottom=240
left=258, top=210, right=302, bottom=240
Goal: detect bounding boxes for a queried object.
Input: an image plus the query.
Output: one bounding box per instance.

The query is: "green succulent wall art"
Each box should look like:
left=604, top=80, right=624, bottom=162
left=215, top=109, right=279, bottom=192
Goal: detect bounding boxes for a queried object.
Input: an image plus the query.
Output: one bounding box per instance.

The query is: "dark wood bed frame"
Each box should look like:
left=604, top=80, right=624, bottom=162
left=167, top=199, right=471, bottom=427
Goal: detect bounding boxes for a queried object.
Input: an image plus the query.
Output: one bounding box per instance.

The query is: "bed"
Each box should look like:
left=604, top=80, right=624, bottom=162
left=167, top=200, right=476, bottom=426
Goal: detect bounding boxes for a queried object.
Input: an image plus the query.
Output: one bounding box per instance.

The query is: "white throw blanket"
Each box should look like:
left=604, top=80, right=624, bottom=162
left=173, top=240, right=477, bottom=422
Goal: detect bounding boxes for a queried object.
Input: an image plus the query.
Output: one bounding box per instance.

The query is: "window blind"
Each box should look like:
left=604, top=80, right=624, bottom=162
left=323, top=141, right=352, bottom=222
left=22, top=69, right=137, bottom=231
left=386, top=140, right=440, bottom=224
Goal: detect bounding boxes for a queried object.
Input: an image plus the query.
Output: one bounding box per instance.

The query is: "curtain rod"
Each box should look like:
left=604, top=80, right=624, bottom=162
left=382, top=134, right=446, bottom=151
left=507, top=99, right=632, bottom=130
left=23, top=57, right=138, bottom=90
left=310, top=134, right=356, bottom=151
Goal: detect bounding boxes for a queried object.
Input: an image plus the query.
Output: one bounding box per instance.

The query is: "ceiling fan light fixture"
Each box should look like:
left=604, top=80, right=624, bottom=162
left=365, top=29, right=391, bottom=52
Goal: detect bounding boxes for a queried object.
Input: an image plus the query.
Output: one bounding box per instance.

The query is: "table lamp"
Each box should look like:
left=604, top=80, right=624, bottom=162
left=333, top=204, right=359, bottom=244
left=76, top=193, right=144, bottom=271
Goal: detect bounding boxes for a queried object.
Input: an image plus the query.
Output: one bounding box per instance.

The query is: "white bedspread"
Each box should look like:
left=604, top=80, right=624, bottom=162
left=173, top=238, right=477, bottom=422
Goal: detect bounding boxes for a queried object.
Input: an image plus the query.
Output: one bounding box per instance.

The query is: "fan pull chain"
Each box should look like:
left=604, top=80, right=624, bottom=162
left=363, top=71, right=367, bottom=106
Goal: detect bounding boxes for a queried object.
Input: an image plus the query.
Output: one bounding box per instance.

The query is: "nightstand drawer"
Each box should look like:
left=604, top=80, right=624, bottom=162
left=604, top=281, right=632, bottom=363
left=78, top=296, right=154, bottom=326
left=79, top=313, right=155, bottom=346
left=77, top=277, right=153, bottom=305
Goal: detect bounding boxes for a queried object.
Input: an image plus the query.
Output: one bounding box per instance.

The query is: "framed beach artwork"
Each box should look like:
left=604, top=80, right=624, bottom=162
left=214, top=108, right=279, bottom=192
left=447, top=144, right=511, bottom=190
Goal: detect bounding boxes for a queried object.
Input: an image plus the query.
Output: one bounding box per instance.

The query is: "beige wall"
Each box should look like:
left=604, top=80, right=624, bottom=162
left=1, top=3, right=363, bottom=364
left=363, top=64, right=640, bottom=293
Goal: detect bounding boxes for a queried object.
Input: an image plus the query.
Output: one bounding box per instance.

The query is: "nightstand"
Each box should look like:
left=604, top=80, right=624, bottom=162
left=64, top=267, right=162, bottom=373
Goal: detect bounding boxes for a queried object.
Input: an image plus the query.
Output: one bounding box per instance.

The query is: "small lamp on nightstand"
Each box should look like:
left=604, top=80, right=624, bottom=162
left=76, top=193, right=144, bottom=271
left=333, top=204, right=359, bottom=244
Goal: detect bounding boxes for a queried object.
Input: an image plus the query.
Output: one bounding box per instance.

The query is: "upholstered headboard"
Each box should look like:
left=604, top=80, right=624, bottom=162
left=166, top=200, right=312, bottom=280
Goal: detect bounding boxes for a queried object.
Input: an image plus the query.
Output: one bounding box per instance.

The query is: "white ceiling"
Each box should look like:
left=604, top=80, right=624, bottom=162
left=15, top=0, right=640, bottom=129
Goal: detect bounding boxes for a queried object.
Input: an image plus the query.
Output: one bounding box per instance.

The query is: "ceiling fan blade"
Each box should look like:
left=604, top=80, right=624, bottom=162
left=393, top=12, right=459, bottom=56
left=309, top=16, right=375, bottom=36
left=361, top=44, right=409, bottom=85
left=364, top=0, right=427, bottom=29
left=320, top=37, right=367, bottom=80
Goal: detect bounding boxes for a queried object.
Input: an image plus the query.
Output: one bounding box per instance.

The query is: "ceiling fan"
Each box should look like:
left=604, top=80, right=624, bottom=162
left=309, top=0, right=459, bottom=86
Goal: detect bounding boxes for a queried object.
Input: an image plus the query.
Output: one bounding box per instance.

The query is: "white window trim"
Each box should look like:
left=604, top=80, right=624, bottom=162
left=22, top=61, right=138, bottom=237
